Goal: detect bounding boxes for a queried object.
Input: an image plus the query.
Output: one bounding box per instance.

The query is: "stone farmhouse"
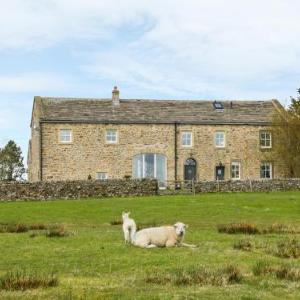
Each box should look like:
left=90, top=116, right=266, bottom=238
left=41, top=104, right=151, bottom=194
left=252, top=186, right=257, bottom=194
left=28, top=87, right=284, bottom=184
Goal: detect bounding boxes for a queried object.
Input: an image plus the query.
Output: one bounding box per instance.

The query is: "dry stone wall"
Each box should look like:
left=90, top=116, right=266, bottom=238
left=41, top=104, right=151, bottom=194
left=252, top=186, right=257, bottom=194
left=0, top=179, right=158, bottom=201
left=194, top=179, right=300, bottom=193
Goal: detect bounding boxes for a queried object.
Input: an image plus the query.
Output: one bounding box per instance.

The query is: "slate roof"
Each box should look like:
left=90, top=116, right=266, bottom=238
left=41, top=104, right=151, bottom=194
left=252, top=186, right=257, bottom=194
left=37, top=97, right=280, bottom=125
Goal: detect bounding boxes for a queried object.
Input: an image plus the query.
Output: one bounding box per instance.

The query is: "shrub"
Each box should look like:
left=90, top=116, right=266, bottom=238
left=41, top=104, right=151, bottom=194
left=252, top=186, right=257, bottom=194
left=0, top=270, right=58, bottom=291
left=233, top=238, right=253, bottom=251
left=217, top=223, right=260, bottom=235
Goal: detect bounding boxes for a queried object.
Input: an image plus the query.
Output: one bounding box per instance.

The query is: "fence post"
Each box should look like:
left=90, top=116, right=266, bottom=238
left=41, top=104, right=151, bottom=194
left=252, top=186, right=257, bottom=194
left=192, top=179, right=195, bottom=196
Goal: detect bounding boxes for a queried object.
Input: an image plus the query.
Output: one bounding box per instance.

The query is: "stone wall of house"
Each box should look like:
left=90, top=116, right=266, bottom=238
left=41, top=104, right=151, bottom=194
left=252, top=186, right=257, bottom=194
left=194, top=179, right=300, bottom=193
left=41, top=123, right=176, bottom=182
left=28, top=97, right=42, bottom=182
left=0, top=179, right=158, bottom=201
left=30, top=122, right=286, bottom=182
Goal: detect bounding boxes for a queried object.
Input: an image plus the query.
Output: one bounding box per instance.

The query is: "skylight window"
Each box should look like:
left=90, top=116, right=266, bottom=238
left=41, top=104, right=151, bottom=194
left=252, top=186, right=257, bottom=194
left=213, top=101, right=224, bottom=110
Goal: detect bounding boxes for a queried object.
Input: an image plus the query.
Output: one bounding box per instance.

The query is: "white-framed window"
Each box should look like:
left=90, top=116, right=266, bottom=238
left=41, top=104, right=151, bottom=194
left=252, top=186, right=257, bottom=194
left=133, top=153, right=167, bottom=184
left=231, top=162, right=241, bottom=180
left=59, top=129, right=72, bottom=143
left=181, top=131, right=192, bottom=147
left=260, top=162, right=272, bottom=179
left=260, top=131, right=272, bottom=148
left=106, top=129, right=117, bottom=143
left=96, top=172, right=108, bottom=180
left=215, top=131, right=225, bottom=148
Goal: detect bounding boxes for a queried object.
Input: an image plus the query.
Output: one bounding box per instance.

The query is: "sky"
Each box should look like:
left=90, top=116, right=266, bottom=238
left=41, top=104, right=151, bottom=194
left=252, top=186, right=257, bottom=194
left=1, top=0, right=300, bottom=166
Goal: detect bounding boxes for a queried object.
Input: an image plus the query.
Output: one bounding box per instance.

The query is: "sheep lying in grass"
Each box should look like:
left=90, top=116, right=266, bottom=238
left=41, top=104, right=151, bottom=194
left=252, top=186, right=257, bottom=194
left=122, top=213, right=196, bottom=248
left=133, top=222, right=197, bottom=248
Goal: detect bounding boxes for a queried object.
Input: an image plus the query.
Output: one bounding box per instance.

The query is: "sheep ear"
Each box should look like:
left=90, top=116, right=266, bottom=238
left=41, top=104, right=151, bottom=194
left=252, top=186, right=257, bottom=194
left=185, top=224, right=189, bottom=229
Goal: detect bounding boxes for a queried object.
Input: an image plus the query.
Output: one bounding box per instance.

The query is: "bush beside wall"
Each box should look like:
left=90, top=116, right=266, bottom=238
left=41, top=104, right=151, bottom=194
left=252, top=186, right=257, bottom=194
left=0, top=179, right=158, bottom=201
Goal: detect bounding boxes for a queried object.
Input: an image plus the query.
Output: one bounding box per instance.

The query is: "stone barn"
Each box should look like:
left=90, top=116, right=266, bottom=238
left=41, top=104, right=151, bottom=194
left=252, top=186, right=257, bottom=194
left=28, top=87, right=284, bottom=184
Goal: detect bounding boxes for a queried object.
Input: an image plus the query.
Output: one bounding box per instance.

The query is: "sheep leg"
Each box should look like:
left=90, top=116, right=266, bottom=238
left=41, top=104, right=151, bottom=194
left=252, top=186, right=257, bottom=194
left=180, top=242, right=197, bottom=248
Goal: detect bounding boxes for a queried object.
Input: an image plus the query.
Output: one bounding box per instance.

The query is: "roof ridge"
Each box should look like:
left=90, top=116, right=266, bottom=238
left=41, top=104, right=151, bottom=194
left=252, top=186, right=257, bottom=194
left=40, top=96, right=276, bottom=103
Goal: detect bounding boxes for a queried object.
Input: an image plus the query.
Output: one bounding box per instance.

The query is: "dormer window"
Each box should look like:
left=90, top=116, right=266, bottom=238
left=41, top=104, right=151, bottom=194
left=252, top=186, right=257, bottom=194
left=213, top=101, right=224, bottom=110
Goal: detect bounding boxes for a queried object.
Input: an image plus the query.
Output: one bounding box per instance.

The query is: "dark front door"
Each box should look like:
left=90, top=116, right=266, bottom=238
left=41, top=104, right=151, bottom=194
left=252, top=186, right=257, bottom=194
left=216, top=166, right=225, bottom=180
left=184, top=158, right=197, bottom=181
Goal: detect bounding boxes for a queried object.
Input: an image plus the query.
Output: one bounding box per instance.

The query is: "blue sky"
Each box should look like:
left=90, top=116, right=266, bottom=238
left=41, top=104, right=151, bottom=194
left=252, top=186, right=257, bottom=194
left=1, top=0, right=300, bottom=166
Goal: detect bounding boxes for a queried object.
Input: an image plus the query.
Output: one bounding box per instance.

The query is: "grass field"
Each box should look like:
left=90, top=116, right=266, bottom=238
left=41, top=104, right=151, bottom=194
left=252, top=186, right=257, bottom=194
left=0, top=192, right=299, bottom=299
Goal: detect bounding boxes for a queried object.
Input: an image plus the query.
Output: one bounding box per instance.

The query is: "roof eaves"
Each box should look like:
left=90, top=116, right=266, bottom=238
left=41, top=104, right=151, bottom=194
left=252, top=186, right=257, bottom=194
left=40, top=119, right=271, bottom=126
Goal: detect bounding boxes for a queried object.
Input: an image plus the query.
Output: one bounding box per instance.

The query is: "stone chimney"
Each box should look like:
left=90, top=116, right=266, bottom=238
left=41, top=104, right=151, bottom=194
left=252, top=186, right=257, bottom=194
left=112, top=86, right=120, bottom=106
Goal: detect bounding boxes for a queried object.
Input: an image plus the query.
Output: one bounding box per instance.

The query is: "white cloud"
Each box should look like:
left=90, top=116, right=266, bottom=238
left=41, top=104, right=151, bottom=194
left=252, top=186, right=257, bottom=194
left=0, top=73, right=72, bottom=93
left=1, top=0, right=300, bottom=100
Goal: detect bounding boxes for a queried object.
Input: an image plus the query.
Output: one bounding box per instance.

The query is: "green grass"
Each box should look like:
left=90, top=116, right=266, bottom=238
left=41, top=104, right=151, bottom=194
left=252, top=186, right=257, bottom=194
left=0, top=192, right=299, bottom=299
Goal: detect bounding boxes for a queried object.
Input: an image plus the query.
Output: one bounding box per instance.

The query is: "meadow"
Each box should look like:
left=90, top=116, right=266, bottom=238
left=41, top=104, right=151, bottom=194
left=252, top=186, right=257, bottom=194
left=0, top=192, right=299, bottom=299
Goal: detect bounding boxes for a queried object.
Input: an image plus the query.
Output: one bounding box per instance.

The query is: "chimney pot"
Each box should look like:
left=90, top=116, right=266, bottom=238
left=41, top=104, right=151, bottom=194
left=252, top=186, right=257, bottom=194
left=112, top=86, right=120, bottom=106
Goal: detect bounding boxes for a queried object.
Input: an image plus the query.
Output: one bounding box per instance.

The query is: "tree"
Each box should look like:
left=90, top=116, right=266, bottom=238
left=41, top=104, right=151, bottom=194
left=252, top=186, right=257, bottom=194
left=0, top=140, right=25, bottom=181
left=270, top=90, right=300, bottom=177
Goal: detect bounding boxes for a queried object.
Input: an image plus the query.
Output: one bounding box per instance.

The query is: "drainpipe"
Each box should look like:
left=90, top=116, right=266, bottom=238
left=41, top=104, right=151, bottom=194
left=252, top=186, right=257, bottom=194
left=174, top=122, right=178, bottom=182
left=39, top=121, right=43, bottom=181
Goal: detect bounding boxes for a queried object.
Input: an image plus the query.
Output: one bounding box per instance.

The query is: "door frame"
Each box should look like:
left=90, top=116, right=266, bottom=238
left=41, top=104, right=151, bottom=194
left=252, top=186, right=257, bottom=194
left=215, top=165, right=225, bottom=180
left=184, top=158, right=197, bottom=181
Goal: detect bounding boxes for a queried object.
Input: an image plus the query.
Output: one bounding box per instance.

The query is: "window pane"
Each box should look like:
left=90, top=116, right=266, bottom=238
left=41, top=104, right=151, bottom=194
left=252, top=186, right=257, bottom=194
left=260, top=132, right=271, bottom=147
left=231, top=162, right=240, bottom=179
left=144, top=154, right=154, bottom=178
left=133, top=154, right=167, bottom=182
left=97, top=172, right=107, bottom=180
left=156, top=154, right=166, bottom=183
left=60, top=130, right=71, bottom=142
left=260, top=162, right=271, bottom=178
left=182, top=132, right=192, bottom=146
left=215, top=132, right=225, bottom=147
left=106, top=130, right=117, bottom=142
left=133, top=155, right=143, bottom=178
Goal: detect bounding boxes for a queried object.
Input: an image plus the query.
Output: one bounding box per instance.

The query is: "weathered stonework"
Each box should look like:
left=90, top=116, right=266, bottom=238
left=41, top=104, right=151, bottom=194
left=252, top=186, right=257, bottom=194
left=28, top=95, right=285, bottom=183
left=32, top=123, right=285, bottom=182
left=194, top=179, right=300, bottom=193
left=0, top=179, right=158, bottom=201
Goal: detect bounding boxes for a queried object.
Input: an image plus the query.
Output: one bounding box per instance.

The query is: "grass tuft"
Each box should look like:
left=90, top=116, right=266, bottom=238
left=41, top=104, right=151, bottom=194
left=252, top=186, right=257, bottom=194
left=252, top=260, right=274, bottom=276
left=110, top=220, right=122, bottom=226
left=262, top=223, right=300, bottom=234
left=233, top=238, right=253, bottom=251
left=218, top=223, right=300, bottom=235
left=0, top=222, right=48, bottom=233
left=146, top=265, right=242, bottom=286
left=45, top=225, right=70, bottom=238
left=253, top=261, right=300, bottom=281
left=272, top=238, right=300, bottom=258
left=0, top=270, right=58, bottom=291
left=218, top=223, right=260, bottom=235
